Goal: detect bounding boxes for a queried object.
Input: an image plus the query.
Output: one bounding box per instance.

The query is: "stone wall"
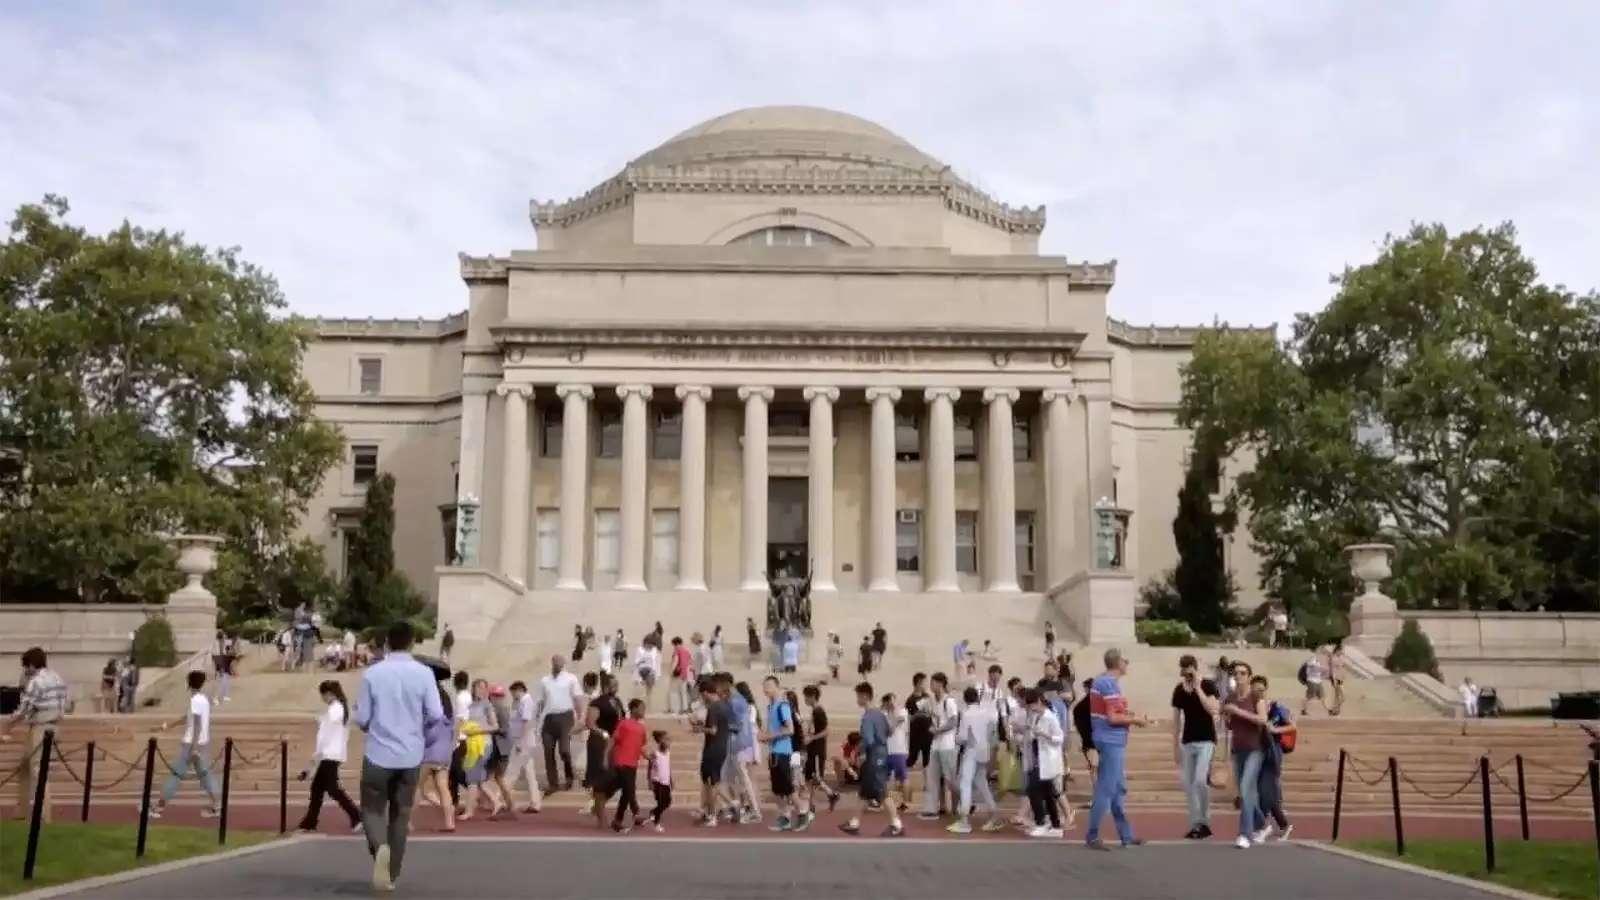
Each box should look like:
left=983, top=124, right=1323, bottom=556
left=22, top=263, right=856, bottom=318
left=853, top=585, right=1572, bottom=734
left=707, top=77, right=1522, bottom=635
left=1401, top=610, right=1600, bottom=711
left=0, top=602, right=217, bottom=707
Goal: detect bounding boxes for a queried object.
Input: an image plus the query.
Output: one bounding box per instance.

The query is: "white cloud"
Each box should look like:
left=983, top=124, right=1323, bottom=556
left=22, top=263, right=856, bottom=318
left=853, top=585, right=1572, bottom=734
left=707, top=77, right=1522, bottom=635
left=2, top=1, right=1596, bottom=326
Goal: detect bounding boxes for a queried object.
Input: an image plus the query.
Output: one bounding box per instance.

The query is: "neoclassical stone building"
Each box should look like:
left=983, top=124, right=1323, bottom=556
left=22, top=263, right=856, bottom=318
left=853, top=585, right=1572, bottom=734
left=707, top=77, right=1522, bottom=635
left=300, top=106, right=1264, bottom=643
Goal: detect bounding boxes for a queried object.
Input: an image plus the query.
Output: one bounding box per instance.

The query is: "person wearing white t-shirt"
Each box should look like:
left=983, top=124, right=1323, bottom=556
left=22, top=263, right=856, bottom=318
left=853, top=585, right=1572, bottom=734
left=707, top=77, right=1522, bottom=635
left=949, top=685, right=1003, bottom=834
left=884, top=694, right=911, bottom=807
left=1459, top=677, right=1480, bottom=718
left=633, top=639, right=662, bottom=712
left=153, top=670, right=220, bottom=817
left=296, top=680, right=363, bottom=832
left=537, top=655, right=583, bottom=791
left=918, top=672, right=962, bottom=819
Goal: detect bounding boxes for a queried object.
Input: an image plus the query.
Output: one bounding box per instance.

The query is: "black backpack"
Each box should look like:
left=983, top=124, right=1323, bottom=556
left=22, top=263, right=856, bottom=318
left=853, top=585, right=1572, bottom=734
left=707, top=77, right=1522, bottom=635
left=1296, top=662, right=1310, bottom=685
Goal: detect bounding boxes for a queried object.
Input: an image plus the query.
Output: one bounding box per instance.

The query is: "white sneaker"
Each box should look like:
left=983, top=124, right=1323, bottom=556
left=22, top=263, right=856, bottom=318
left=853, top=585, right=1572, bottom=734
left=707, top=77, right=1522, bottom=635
left=1252, top=824, right=1274, bottom=843
left=372, top=844, right=393, bottom=892
left=1277, top=825, right=1294, bottom=842
left=947, top=821, right=973, bottom=834
left=1234, top=835, right=1251, bottom=849
left=1044, top=827, right=1065, bottom=838
left=1027, top=826, right=1052, bottom=839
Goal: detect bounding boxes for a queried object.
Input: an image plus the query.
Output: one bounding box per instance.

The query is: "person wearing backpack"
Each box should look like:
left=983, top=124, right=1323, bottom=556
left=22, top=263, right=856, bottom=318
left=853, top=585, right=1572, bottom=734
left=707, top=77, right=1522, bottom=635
left=1299, top=649, right=1330, bottom=717
left=1258, top=687, right=1296, bottom=841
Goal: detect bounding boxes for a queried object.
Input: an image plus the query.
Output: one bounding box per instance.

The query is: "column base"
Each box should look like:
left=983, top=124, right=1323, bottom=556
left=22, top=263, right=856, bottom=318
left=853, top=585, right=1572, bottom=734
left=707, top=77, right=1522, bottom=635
left=613, top=579, right=647, bottom=592
left=811, top=580, right=837, bottom=592
left=984, top=580, right=1021, bottom=593
left=739, top=578, right=768, bottom=592
left=554, top=578, right=588, bottom=591
left=866, top=579, right=900, bottom=592
left=674, top=579, right=709, bottom=591
left=924, top=580, right=960, bottom=593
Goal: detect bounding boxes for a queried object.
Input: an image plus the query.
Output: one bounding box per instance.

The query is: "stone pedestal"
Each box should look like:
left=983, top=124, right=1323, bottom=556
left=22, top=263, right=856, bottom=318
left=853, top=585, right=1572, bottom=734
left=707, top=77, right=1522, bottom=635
left=1345, top=543, right=1401, bottom=658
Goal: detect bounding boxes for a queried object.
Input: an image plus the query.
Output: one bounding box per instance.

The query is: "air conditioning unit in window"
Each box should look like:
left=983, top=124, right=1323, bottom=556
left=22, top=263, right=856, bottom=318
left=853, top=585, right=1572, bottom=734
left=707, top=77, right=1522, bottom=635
left=897, top=509, right=920, bottom=524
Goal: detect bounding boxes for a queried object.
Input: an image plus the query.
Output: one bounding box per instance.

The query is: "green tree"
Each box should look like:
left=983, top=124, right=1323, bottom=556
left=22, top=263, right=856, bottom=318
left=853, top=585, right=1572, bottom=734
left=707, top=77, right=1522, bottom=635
left=338, top=472, right=422, bottom=631
left=1170, top=443, right=1237, bottom=632
left=1182, top=223, right=1600, bottom=613
left=0, top=196, right=342, bottom=605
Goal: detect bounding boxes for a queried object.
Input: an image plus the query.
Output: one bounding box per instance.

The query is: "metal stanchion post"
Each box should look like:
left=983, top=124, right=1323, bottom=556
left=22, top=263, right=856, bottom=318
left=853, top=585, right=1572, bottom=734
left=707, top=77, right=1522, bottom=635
left=81, top=740, right=96, bottom=823
left=279, top=739, right=289, bottom=835
left=218, top=738, right=234, bottom=845
left=22, top=730, right=55, bottom=881
left=1515, top=754, right=1529, bottom=840
left=1479, top=756, right=1495, bottom=873
left=1332, top=749, right=1347, bottom=842
left=136, top=737, right=157, bottom=859
left=1389, top=756, right=1404, bottom=856
left=1588, top=760, right=1598, bottom=900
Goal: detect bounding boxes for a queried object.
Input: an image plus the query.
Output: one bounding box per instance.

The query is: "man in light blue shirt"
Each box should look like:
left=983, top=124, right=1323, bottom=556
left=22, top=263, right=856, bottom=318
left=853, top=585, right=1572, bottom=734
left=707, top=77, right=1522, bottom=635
left=353, top=621, right=445, bottom=893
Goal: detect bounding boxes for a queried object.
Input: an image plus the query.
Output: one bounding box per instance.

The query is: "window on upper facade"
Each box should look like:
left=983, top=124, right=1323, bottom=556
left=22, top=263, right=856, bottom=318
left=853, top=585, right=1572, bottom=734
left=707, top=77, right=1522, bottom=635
left=596, top=407, right=623, bottom=459
left=895, top=411, right=921, bottom=461
left=1013, top=417, right=1032, bottom=462
left=351, top=444, right=378, bottom=486
left=954, top=413, right=978, bottom=461
left=1015, top=510, right=1036, bottom=576
left=594, top=509, right=621, bottom=574
left=956, top=510, right=979, bottom=573
left=358, top=358, right=383, bottom=395
left=652, top=509, right=680, bottom=576
left=540, top=405, right=562, bottom=458
left=536, top=509, right=559, bottom=572
left=729, top=226, right=844, bottom=248
left=895, top=510, right=921, bottom=572
left=652, top=407, right=682, bottom=460
left=769, top=408, right=807, bottom=437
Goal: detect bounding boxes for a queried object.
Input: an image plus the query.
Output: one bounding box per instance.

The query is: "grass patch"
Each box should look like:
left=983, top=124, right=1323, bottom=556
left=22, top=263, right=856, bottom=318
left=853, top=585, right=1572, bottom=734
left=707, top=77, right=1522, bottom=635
left=0, top=820, right=271, bottom=896
left=1348, top=838, right=1597, bottom=899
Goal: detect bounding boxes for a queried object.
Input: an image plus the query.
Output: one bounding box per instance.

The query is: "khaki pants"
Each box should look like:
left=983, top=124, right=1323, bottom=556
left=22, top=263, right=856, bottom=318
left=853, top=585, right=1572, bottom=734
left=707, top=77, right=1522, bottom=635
left=14, top=724, right=54, bottom=823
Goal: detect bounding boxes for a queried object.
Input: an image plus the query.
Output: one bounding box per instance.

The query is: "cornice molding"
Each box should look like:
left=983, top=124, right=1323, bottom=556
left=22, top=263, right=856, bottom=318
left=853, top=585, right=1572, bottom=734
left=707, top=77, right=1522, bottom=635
left=459, top=253, right=510, bottom=283
left=311, top=312, right=469, bottom=340
left=501, top=251, right=1113, bottom=283
left=1106, top=317, right=1275, bottom=348
left=491, top=322, right=1083, bottom=352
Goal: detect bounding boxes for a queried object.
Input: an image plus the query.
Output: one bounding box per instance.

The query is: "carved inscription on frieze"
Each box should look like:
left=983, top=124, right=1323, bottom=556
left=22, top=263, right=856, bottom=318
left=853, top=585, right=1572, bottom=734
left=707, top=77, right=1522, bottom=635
left=648, top=348, right=915, bottom=366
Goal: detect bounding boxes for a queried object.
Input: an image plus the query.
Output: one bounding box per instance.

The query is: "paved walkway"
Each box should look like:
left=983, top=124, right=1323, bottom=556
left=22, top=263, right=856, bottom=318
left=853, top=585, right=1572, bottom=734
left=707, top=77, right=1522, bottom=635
left=69, top=837, right=1503, bottom=899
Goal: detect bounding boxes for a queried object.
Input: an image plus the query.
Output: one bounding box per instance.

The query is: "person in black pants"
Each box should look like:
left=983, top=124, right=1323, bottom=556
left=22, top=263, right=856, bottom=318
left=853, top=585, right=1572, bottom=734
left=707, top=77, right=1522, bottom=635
left=297, top=680, right=362, bottom=832
left=538, top=655, right=582, bottom=791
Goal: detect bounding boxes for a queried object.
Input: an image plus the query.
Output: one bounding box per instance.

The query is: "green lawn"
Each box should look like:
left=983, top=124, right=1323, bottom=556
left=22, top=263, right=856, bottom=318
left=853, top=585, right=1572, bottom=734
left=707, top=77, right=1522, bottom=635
left=1349, top=838, right=1598, bottom=900
left=0, top=821, right=271, bottom=896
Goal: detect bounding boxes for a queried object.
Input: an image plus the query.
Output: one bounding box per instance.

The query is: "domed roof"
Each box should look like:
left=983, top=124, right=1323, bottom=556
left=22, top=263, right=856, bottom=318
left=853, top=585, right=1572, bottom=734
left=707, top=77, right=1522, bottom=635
left=632, top=105, right=945, bottom=171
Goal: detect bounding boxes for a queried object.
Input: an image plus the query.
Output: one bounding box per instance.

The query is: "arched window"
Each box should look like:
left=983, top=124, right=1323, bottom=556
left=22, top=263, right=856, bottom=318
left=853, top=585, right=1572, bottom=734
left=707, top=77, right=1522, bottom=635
left=729, top=226, right=845, bottom=248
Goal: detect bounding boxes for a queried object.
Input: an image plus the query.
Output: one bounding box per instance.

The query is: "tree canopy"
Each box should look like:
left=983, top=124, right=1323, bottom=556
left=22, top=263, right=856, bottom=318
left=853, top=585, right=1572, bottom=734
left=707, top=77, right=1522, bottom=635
left=1181, top=222, right=1599, bottom=613
left=0, top=196, right=342, bottom=608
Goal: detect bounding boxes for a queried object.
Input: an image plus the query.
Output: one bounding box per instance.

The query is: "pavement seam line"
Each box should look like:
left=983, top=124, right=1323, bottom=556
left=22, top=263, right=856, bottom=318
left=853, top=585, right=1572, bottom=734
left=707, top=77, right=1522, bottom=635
left=1301, top=841, right=1550, bottom=900
left=12, top=834, right=314, bottom=900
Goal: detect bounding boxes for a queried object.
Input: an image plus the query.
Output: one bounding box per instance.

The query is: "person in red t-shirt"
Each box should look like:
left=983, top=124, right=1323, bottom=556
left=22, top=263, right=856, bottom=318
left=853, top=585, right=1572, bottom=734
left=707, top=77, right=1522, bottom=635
left=669, top=637, right=695, bottom=715
left=603, top=698, right=649, bottom=833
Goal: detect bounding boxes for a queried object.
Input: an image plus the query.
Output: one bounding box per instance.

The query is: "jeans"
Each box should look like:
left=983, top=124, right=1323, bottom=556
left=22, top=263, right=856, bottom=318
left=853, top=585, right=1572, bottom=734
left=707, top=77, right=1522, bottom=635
left=1026, top=768, right=1061, bottom=828
left=1259, top=754, right=1289, bottom=830
left=504, top=733, right=544, bottom=808
left=161, top=742, right=219, bottom=806
left=1231, top=749, right=1266, bottom=837
left=359, top=761, right=419, bottom=883
left=541, top=711, right=575, bottom=788
left=1085, top=742, right=1133, bottom=844
left=299, top=759, right=360, bottom=829
left=922, top=748, right=959, bottom=814
left=1178, top=741, right=1215, bottom=828
left=956, top=751, right=995, bottom=819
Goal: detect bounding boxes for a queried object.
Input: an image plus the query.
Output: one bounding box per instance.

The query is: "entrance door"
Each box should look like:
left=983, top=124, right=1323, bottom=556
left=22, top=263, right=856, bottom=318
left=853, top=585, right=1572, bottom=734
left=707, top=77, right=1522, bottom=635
left=767, top=476, right=808, bottom=579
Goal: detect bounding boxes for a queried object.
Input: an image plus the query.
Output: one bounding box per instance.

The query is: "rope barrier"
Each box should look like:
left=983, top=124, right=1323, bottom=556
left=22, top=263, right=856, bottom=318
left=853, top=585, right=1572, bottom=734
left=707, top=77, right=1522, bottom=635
left=0, top=743, right=42, bottom=790
left=1492, top=766, right=1593, bottom=803
left=1399, top=766, right=1481, bottom=801
left=45, top=744, right=147, bottom=791
left=1345, top=755, right=1394, bottom=786
left=1344, top=750, right=1593, bottom=805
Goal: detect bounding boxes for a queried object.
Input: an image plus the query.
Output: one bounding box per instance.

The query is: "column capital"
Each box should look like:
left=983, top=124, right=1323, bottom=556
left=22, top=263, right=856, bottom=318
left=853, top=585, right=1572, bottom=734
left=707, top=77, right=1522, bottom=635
left=1040, top=382, right=1079, bottom=404
left=555, top=383, right=594, bottom=401
left=982, top=387, right=1021, bottom=405
left=737, top=385, right=775, bottom=402
left=802, top=386, right=840, bottom=404
left=864, top=386, right=902, bottom=403
left=923, top=386, right=961, bottom=404
left=674, top=384, right=712, bottom=402
left=615, top=384, right=654, bottom=401
left=494, top=382, right=534, bottom=399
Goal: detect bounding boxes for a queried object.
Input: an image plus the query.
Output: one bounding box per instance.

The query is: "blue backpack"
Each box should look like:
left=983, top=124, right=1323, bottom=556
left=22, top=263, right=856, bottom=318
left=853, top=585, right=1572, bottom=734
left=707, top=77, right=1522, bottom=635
left=1266, top=701, right=1295, bottom=753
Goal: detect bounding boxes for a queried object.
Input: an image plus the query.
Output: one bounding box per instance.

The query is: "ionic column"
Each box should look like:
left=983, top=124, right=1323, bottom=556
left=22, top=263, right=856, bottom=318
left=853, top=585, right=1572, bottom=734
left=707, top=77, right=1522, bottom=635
left=457, top=386, right=490, bottom=501
left=983, top=387, right=1021, bottom=592
left=614, top=384, right=652, bottom=591
left=865, top=386, right=902, bottom=591
left=554, top=383, right=593, bottom=590
left=674, top=385, right=711, bottom=590
left=923, top=387, right=961, bottom=592
left=495, top=383, right=533, bottom=585
left=1041, top=385, right=1077, bottom=586
left=738, top=386, right=774, bottom=591
left=1084, top=394, right=1114, bottom=570
left=803, top=386, right=839, bottom=591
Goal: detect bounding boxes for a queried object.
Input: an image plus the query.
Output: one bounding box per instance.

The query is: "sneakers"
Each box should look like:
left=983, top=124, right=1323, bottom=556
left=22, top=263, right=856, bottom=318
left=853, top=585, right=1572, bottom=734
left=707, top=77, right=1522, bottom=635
left=947, top=821, right=973, bottom=834
left=351, top=821, right=365, bottom=834
left=1027, top=826, right=1052, bottom=838
left=1045, top=828, right=1066, bottom=838
left=881, top=824, right=905, bottom=837
left=1184, top=827, right=1203, bottom=840
left=793, top=811, right=814, bottom=832
left=1085, top=839, right=1111, bottom=851
left=1122, top=838, right=1146, bottom=847
left=696, top=814, right=718, bottom=828
left=838, top=821, right=861, bottom=835
left=1197, top=824, right=1213, bottom=839
left=372, top=844, right=393, bottom=892
left=1234, top=835, right=1252, bottom=849
left=916, top=811, right=940, bottom=821
left=826, top=792, right=840, bottom=813
left=653, top=823, right=665, bottom=833
left=739, top=810, right=763, bottom=825
left=1277, top=824, right=1294, bottom=842
left=980, top=819, right=1008, bottom=833
left=1252, top=824, right=1274, bottom=843
left=769, top=817, right=792, bottom=832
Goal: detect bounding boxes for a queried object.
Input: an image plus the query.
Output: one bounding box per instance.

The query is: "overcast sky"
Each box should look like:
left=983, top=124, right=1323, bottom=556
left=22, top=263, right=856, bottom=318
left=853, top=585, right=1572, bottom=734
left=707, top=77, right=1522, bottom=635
left=2, top=2, right=1596, bottom=330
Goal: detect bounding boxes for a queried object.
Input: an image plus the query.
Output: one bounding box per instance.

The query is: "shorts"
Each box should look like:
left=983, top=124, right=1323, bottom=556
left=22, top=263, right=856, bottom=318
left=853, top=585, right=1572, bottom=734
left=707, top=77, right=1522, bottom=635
left=803, top=741, right=826, bottom=783
left=701, top=751, right=726, bottom=785
left=857, top=755, right=887, bottom=802
left=886, top=753, right=909, bottom=782
left=722, top=751, right=743, bottom=786
left=739, top=745, right=758, bottom=766
left=584, top=732, right=608, bottom=788
left=1305, top=682, right=1325, bottom=700
left=909, top=733, right=931, bottom=769
left=769, top=754, right=795, bottom=797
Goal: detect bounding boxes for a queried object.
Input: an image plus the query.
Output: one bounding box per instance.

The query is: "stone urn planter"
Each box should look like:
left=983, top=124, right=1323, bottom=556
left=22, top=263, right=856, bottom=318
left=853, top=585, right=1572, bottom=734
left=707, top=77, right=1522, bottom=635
left=1346, top=542, right=1394, bottom=596
left=1344, top=542, right=1399, bottom=656
left=168, top=534, right=224, bottom=607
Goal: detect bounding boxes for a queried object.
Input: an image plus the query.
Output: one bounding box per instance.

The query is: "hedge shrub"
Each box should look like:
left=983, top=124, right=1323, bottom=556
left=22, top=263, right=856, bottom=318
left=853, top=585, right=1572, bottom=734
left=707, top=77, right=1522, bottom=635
left=132, top=617, right=178, bottom=667
left=1136, top=618, right=1194, bottom=647
left=1385, top=619, right=1441, bottom=679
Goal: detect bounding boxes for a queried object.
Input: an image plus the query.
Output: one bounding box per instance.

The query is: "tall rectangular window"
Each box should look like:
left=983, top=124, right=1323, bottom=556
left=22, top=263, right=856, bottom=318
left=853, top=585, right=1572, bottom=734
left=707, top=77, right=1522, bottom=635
left=768, top=408, right=807, bottom=437
left=535, top=509, right=559, bottom=572
left=954, top=414, right=978, bottom=461
left=1013, top=417, right=1032, bottom=462
left=540, top=405, right=562, bottom=458
left=955, top=510, right=979, bottom=573
left=358, top=358, right=383, bottom=395
left=351, top=444, right=378, bottom=486
left=597, top=408, right=623, bottom=458
left=652, top=407, right=682, bottom=460
left=895, top=510, right=920, bottom=572
left=894, top=411, right=920, bottom=461
left=651, top=508, right=680, bottom=575
left=1015, top=510, right=1036, bottom=576
left=593, top=508, right=621, bottom=574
